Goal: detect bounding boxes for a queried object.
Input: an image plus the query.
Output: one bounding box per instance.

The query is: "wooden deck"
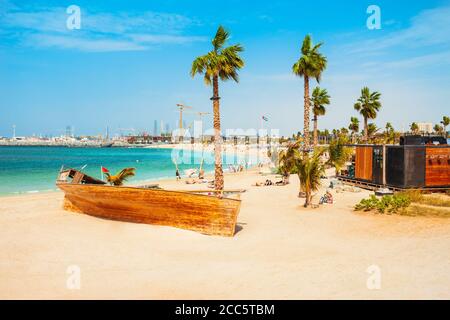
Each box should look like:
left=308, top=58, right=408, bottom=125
left=337, top=175, right=450, bottom=192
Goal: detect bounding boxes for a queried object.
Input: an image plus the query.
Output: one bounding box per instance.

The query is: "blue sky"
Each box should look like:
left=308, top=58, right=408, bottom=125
left=1, top=0, right=449, bottom=137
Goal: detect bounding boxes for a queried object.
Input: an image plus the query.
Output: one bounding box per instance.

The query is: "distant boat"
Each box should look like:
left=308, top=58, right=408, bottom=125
left=56, top=168, right=241, bottom=236
left=100, top=142, right=113, bottom=148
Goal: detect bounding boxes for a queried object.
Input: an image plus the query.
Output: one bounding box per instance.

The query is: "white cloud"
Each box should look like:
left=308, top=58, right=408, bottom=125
left=345, top=5, right=450, bottom=54
left=26, top=34, right=147, bottom=52
left=0, top=3, right=205, bottom=52
left=129, top=34, right=207, bottom=44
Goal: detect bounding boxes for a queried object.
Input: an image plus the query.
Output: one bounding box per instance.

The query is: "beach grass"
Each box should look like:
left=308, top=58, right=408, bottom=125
left=355, top=190, right=450, bottom=217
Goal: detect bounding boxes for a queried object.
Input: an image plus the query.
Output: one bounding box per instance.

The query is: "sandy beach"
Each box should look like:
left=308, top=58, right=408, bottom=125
left=1, top=168, right=449, bottom=300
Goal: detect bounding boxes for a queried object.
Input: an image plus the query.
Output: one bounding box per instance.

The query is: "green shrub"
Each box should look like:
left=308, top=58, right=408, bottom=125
left=354, top=195, right=379, bottom=211
left=355, top=193, right=411, bottom=214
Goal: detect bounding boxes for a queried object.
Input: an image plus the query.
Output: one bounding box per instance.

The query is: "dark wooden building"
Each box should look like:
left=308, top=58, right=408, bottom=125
left=339, top=137, right=449, bottom=190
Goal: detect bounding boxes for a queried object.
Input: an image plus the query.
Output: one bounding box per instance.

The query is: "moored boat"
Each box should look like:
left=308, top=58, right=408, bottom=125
left=56, top=168, right=241, bottom=236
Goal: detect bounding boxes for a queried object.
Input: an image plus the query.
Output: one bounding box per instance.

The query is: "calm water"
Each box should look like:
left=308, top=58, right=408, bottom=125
left=0, top=146, right=248, bottom=196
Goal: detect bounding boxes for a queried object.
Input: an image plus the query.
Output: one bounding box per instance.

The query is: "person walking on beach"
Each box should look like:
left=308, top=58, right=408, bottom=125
left=176, top=168, right=181, bottom=180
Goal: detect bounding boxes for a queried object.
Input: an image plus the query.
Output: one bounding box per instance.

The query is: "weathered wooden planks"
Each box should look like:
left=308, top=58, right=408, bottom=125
left=425, top=147, right=450, bottom=187
left=355, top=146, right=373, bottom=181
left=57, top=184, right=241, bottom=237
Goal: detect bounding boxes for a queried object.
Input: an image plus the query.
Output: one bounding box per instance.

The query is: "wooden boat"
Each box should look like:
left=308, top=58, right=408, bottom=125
left=56, top=168, right=241, bottom=236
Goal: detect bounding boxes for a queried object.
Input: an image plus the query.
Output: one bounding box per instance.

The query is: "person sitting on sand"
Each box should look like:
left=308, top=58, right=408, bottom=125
left=186, top=178, right=208, bottom=185
left=254, top=179, right=273, bottom=186
left=319, top=190, right=333, bottom=204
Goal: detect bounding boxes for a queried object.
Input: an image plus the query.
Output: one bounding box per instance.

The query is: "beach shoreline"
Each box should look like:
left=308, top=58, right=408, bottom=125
left=1, top=168, right=449, bottom=299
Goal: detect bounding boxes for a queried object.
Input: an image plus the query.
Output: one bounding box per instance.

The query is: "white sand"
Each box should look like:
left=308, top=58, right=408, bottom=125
left=1, top=169, right=449, bottom=299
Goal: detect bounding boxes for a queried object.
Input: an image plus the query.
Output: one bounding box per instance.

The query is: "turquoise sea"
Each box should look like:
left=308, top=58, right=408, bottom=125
left=0, top=146, right=248, bottom=196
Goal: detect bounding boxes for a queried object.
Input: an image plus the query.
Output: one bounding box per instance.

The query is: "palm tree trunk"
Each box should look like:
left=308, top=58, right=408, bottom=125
left=364, top=117, right=368, bottom=143
left=212, top=76, right=224, bottom=191
left=304, top=191, right=311, bottom=207
left=313, top=115, right=318, bottom=146
left=303, top=75, right=310, bottom=150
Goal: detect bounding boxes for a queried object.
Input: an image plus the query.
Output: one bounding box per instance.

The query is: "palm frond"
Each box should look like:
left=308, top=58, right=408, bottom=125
left=212, top=25, right=229, bottom=51
left=191, top=26, right=244, bottom=86
left=105, top=167, right=136, bottom=186
left=311, top=87, right=330, bottom=116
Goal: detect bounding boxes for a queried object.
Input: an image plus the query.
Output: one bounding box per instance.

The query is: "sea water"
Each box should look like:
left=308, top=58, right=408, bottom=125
left=0, top=146, right=251, bottom=196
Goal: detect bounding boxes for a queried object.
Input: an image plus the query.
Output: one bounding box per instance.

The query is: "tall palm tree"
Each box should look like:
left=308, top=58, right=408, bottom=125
left=293, top=35, right=327, bottom=150
left=441, top=116, right=450, bottom=138
left=191, top=26, right=244, bottom=191
left=410, top=122, right=419, bottom=134
left=311, top=87, right=330, bottom=146
left=354, top=87, right=382, bottom=142
left=348, top=117, right=359, bottom=143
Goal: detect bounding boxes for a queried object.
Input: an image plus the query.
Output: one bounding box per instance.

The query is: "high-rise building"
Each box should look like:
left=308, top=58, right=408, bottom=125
left=153, top=120, right=157, bottom=136
left=417, top=122, right=433, bottom=134
left=165, top=123, right=170, bottom=135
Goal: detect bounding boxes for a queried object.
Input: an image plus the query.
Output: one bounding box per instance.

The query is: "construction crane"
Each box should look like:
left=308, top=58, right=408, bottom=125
left=176, top=104, right=193, bottom=141
left=176, top=103, right=192, bottom=132
left=196, top=111, right=210, bottom=120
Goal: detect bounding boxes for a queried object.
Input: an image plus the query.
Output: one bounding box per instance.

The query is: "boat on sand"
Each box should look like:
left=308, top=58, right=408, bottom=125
left=56, top=168, right=241, bottom=236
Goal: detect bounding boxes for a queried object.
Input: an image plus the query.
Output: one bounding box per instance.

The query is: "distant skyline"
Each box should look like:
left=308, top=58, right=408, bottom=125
left=1, top=0, right=450, bottom=137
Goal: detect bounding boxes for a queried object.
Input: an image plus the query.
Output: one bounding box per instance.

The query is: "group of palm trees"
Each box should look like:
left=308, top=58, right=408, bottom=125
left=410, top=116, right=450, bottom=136
left=291, top=35, right=385, bottom=148
left=190, top=26, right=448, bottom=206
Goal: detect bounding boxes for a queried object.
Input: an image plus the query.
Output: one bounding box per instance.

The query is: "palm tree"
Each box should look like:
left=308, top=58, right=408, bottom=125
left=327, top=136, right=352, bottom=176
left=384, top=122, right=395, bottom=144
left=367, top=123, right=379, bottom=142
left=434, top=124, right=443, bottom=135
left=410, top=122, right=419, bottom=134
left=385, top=122, right=393, bottom=132
left=277, top=140, right=300, bottom=184
left=295, top=150, right=325, bottom=207
left=441, top=116, right=449, bottom=138
left=104, top=168, right=136, bottom=186
left=311, top=87, right=330, bottom=147
left=348, top=117, right=359, bottom=143
left=323, top=129, right=330, bottom=144
left=191, top=26, right=244, bottom=191
left=354, top=87, right=382, bottom=142
left=293, top=35, right=327, bottom=150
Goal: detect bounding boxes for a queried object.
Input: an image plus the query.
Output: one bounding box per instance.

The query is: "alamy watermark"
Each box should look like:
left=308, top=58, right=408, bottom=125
left=366, top=5, right=381, bottom=30
left=66, top=265, right=81, bottom=290
left=66, top=5, right=81, bottom=30
left=366, top=264, right=381, bottom=290
left=170, top=121, right=280, bottom=166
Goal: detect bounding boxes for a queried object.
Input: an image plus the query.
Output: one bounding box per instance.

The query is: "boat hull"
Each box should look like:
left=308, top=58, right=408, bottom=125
left=57, top=183, right=241, bottom=236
